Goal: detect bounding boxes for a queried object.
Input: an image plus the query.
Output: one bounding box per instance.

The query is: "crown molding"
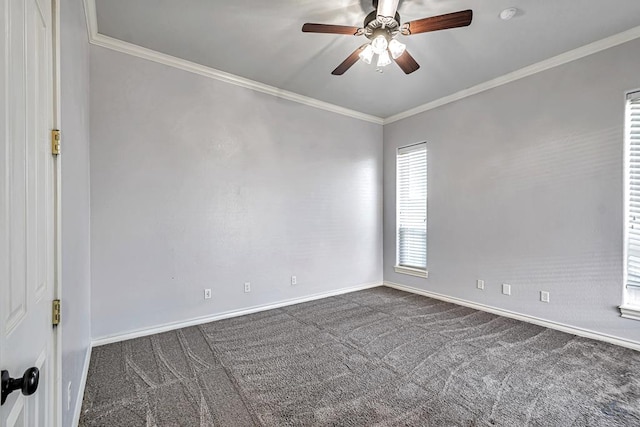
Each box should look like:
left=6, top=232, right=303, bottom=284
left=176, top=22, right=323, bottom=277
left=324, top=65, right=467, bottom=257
left=384, top=24, right=640, bottom=124
left=90, top=34, right=385, bottom=125
left=84, top=0, right=640, bottom=126
left=83, top=0, right=97, bottom=40
left=82, top=1, right=383, bottom=125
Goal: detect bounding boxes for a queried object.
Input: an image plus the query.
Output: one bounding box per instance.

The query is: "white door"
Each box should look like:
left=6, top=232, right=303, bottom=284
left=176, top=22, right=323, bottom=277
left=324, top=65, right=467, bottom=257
left=0, top=0, right=57, bottom=425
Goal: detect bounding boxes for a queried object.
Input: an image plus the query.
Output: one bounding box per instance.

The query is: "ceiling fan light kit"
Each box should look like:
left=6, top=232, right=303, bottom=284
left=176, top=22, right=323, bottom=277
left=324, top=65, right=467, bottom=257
left=388, top=39, right=406, bottom=59
left=371, top=35, right=389, bottom=55
left=301, top=0, right=473, bottom=75
left=359, top=44, right=375, bottom=64
left=377, top=50, right=392, bottom=67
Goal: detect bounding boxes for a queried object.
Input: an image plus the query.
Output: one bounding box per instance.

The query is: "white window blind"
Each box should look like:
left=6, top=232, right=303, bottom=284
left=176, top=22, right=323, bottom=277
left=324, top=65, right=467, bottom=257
left=627, top=91, right=640, bottom=288
left=397, top=143, right=427, bottom=270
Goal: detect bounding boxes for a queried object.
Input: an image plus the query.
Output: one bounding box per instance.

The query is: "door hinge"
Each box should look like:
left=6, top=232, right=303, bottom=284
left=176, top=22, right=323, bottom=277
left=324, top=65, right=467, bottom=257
left=51, top=129, right=61, bottom=155
left=52, top=299, right=61, bottom=326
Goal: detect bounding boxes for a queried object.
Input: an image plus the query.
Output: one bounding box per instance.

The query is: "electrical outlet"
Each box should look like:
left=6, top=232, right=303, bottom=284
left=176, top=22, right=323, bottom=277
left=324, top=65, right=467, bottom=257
left=291, top=276, right=297, bottom=285
left=540, top=291, right=550, bottom=303
left=244, top=282, right=251, bottom=293
left=477, top=279, right=484, bottom=290
left=502, top=283, right=511, bottom=295
left=204, top=289, right=212, bottom=299
left=67, top=382, right=72, bottom=411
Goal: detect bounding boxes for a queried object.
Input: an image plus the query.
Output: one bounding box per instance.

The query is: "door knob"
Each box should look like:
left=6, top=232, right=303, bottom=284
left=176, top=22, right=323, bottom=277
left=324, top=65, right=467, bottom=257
left=1, top=368, right=39, bottom=406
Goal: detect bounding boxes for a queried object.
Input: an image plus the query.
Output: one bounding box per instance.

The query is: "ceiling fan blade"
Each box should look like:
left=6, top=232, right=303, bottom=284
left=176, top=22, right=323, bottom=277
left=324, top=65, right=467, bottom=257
left=332, top=45, right=367, bottom=75
left=393, top=49, right=420, bottom=74
left=302, top=23, right=361, bottom=35
left=377, top=0, right=400, bottom=19
left=402, top=10, right=472, bottom=35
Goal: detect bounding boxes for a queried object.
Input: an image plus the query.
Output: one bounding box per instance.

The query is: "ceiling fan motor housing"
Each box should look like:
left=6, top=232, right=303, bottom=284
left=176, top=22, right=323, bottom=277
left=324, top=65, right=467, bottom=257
left=363, top=10, right=401, bottom=40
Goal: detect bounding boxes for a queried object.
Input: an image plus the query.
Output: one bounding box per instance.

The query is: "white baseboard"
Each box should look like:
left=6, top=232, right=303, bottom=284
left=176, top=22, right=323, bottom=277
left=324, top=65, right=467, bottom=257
left=72, top=345, right=92, bottom=427
left=384, top=281, right=640, bottom=352
left=92, top=281, right=383, bottom=347
left=620, top=304, right=640, bottom=321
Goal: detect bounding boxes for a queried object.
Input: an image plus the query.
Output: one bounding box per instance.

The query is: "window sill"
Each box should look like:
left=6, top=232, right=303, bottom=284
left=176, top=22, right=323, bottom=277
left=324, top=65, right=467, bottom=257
left=620, top=304, right=640, bottom=321
left=394, top=265, right=428, bottom=278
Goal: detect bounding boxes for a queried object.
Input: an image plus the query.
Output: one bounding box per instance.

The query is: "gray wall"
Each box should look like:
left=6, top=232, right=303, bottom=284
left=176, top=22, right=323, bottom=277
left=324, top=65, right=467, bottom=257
left=60, top=0, right=91, bottom=425
left=384, top=38, right=640, bottom=342
left=89, top=46, right=383, bottom=340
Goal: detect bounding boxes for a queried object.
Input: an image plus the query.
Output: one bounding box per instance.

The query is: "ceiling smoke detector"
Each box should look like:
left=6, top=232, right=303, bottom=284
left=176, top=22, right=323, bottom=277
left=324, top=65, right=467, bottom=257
left=500, top=8, right=518, bottom=20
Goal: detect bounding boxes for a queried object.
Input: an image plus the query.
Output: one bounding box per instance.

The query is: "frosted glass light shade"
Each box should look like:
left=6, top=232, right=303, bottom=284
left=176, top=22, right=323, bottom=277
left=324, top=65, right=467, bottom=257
left=388, top=39, right=406, bottom=59
left=371, top=35, right=388, bottom=55
left=377, top=50, right=392, bottom=67
left=359, top=44, right=374, bottom=64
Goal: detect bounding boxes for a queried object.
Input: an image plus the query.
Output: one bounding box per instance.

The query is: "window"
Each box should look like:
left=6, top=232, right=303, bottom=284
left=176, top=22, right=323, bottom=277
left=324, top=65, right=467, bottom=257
left=395, top=143, right=427, bottom=278
left=622, top=91, right=640, bottom=320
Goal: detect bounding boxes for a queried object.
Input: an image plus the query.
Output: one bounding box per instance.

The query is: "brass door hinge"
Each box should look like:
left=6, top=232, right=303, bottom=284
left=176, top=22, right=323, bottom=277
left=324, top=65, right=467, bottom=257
left=51, top=129, right=61, bottom=155
left=52, top=299, right=61, bottom=326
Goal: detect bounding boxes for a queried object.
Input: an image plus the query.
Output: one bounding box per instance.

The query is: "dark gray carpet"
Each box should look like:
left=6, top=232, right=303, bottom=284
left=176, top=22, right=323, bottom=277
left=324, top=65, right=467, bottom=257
left=79, top=287, right=640, bottom=426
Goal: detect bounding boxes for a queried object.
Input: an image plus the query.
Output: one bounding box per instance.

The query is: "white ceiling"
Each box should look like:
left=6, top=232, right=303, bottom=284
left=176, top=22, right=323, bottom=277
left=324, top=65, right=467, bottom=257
left=94, top=0, right=640, bottom=118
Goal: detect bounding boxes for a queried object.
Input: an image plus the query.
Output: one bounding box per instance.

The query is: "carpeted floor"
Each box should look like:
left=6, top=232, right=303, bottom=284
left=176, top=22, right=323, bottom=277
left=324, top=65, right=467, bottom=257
left=79, top=287, right=640, bottom=426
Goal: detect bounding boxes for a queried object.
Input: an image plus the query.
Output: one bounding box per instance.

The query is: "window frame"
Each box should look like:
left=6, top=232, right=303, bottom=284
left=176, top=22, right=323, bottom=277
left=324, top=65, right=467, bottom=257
left=395, top=142, right=428, bottom=279
left=621, top=89, right=640, bottom=320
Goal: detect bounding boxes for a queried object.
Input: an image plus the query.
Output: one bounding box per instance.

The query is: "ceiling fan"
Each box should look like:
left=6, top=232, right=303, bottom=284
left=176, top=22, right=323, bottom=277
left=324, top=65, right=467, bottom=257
left=302, top=0, right=472, bottom=75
